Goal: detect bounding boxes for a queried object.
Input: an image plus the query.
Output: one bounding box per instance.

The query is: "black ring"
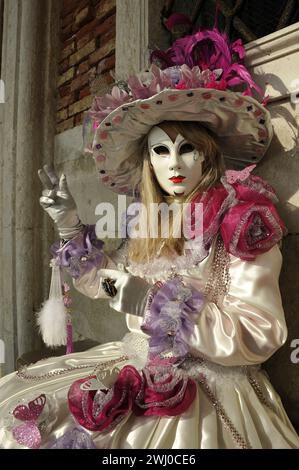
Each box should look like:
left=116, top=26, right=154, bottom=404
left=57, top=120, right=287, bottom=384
left=101, top=277, right=117, bottom=297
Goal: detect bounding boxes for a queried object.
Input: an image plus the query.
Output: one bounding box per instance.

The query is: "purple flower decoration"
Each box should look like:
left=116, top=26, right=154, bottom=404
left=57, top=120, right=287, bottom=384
left=51, top=225, right=105, bottom=279
left=142, top=277, right=205, bottom=359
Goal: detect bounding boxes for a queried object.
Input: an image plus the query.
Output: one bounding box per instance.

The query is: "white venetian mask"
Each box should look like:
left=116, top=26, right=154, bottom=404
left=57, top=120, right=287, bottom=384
left=148, top=126, right=205, bottom=197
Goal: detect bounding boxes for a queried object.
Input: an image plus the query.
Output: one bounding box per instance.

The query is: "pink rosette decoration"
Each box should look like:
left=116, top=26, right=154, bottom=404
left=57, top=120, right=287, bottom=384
left=186, top=166, right=286, bottom=260
left=220, top=173, right=287, bottom=260
left=68, top=366, right=142, bottom=432
left=68, top=363, right=197, bottom=432
left=134, top=363, right=197, bottom=417
left=220, top=199, right=286, bottom=260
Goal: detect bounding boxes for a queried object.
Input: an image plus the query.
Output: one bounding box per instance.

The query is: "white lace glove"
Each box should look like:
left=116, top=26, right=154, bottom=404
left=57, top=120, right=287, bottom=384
left=38, top=165, right=84, bottom=240
left=98, top=268, right=152, bottom=317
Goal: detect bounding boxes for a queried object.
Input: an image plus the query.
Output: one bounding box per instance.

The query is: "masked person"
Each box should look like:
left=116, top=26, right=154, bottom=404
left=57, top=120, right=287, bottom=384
left=0, top=26, right=298, bottom=450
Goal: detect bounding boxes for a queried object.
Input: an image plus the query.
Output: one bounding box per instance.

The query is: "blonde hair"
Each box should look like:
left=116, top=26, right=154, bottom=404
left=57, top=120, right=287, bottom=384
left=127, top=121, right=224, bottom=263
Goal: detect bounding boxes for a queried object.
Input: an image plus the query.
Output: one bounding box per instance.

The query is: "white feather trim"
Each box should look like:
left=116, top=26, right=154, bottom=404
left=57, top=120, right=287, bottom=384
left=36, top=297, right=67, bottom=347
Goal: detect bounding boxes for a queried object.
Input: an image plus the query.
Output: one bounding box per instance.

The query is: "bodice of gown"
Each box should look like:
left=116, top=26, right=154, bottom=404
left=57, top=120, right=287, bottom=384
left=98, top=238, right=287, bottom=368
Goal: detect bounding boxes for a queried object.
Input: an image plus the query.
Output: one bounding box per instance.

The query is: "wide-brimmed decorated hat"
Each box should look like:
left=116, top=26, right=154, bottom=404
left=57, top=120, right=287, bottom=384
left=84, top=25, right=273, bottom=197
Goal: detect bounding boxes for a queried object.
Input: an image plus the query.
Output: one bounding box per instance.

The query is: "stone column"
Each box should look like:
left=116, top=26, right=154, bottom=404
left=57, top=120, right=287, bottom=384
left=115, top=0, right=169, bottom=79
left=0, top=0, right=60, bottom=374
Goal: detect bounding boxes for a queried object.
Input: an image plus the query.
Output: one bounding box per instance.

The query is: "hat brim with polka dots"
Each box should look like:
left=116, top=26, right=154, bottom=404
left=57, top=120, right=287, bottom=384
left=87, top=85, right=272, bottom=197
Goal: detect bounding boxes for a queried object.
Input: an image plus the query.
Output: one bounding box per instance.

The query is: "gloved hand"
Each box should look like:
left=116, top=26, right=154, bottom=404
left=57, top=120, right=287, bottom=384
left=38, top=165, right=84, bottom=240
left=98, top=268, right=152, bottom=317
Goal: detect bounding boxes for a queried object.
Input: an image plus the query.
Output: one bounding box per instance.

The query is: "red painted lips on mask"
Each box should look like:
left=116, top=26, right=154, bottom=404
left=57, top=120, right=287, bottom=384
left=169, top=176, right=186, bottom=183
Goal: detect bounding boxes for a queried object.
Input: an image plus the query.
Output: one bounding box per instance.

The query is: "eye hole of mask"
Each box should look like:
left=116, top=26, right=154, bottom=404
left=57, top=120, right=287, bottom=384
left=179, top=143, right=195, bottom=154
left=152, top=145, right=169, bottom=155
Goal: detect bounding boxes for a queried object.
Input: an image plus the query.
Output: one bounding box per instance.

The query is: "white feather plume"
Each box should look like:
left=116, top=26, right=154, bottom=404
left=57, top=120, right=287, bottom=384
left=36, top=297, right=67, bottom=347
left=36, top=259, right=67, bottom=347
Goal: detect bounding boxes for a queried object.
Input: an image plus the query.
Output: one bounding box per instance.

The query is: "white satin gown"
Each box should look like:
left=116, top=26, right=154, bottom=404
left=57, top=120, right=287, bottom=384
left=0, top=241, right=298, bottom=449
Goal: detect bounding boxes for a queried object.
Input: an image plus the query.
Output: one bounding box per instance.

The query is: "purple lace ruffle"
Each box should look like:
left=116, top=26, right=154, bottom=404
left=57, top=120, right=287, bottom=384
left=51, top=225, right=105, bottom=279
left=142, top=276, right=205, bottom=359
left=47, top=426, right=96, bottom=449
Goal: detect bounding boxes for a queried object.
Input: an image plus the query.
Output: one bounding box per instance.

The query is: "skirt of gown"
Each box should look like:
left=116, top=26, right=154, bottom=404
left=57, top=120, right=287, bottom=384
left=0, top=336, right=298, bottom=450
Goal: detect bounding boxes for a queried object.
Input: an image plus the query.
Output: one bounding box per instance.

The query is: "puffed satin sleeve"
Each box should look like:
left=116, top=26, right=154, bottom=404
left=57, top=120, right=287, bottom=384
left=187, top=244, right=287, bottom=366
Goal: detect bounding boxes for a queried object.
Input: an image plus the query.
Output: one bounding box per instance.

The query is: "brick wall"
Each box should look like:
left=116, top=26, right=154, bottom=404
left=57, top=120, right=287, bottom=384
left=57, top=0, right=116, bottom=134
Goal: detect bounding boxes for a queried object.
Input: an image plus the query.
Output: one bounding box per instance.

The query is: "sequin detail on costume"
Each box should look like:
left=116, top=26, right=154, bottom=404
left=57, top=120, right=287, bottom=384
left=11, top=394, right=46, bottom=449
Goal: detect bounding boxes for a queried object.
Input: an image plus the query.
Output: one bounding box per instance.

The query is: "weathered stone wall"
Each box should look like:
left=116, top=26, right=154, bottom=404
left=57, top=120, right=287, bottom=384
left=0, top=0, right=60, bottom=374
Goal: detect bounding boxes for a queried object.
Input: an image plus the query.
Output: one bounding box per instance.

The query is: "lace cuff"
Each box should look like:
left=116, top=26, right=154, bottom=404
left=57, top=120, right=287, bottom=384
left=50, top=225, right=106, bottom=279
left=141, top=276, right=205, bottom=360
